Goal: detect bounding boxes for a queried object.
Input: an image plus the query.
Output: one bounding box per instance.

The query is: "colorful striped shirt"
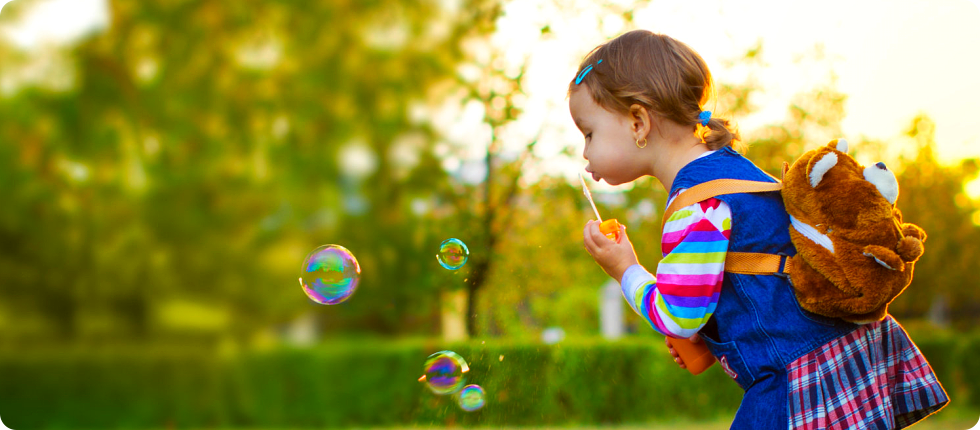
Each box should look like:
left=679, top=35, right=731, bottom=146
left=621, top=187, right=731, bottom=339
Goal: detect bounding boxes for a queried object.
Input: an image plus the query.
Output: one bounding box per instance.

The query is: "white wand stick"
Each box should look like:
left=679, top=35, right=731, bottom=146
left=579, top=173, right=603, bottom=223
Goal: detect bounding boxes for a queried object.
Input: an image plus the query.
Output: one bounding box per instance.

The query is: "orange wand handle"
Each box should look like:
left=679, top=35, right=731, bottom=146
left=599, top=219, right=621, bottom=241
left=670, top=337, right=715, bottom=375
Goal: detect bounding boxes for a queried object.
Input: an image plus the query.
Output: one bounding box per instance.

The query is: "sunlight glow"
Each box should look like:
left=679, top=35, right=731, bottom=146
left=0, top=0, right=108, bottom=50
left=2, top=0, right=979, bottom=178
left=966, top=176, right=980, bottom=201
left=485, top=0, right=980, bottom=184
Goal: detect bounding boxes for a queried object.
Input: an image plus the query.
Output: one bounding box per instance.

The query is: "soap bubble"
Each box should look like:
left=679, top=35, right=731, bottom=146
left=422, top=350, right=468, bottom=395
left=458, top=384, right=486, bottom=412
left=437, top=238, right=469, bottom=270
left=299, top=244, right=360, bottom=305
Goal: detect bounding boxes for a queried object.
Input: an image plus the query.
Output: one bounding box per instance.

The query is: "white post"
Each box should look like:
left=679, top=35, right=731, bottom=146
left=440, top=289, right=468, bottom=341
left=600, top=279, right=624, bottom=339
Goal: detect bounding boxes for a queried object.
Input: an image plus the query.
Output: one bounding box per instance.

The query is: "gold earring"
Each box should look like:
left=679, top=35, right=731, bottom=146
left=636, top=137, right=647, bottom=149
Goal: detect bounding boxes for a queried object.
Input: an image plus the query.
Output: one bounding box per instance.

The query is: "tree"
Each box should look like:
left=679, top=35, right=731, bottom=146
left=0, top=0, right=502, bottom=342
left=886, top=115, right=980, bottom=328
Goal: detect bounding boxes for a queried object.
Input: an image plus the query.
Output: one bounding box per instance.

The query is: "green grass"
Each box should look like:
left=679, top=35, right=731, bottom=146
left=365, top=419, right=977, bottom=429
left=165, top=414, right=980, bottom=430
left=22, top=406, right=980, bottom=430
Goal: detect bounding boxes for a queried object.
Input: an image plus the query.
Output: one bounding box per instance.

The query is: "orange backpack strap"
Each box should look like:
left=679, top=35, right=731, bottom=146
left=661, top=179, right=792, bottom=276
left=725, top=252, right=793, bottom=276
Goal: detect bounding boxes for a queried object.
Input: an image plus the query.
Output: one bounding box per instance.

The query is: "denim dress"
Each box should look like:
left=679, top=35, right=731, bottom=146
left=672, top=147, right=948, bottom=429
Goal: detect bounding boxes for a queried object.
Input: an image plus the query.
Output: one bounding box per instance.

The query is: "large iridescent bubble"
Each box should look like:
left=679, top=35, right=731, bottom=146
left=299, top=244, right=360, bottom=305
left=436, top=238, right=469, bottom=270
left=457, top=384, right=486, bottom=411
left=422, top=350, right=468, bottom=395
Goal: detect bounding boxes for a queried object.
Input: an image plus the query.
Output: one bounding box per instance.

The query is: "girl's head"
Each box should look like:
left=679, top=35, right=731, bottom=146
left=568, top=31, right=742, bottom=184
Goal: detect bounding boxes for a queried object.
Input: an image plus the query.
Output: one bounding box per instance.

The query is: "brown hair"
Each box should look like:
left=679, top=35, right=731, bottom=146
left=569, top=30, right=742, bottom=152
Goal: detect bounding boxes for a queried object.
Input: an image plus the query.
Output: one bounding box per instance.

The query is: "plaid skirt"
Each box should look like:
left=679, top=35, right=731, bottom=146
left=786, top=315, right=948, bottom=429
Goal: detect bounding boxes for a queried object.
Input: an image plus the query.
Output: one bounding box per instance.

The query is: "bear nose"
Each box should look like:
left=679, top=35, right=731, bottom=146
left=876, top=162, right=887, bottom=170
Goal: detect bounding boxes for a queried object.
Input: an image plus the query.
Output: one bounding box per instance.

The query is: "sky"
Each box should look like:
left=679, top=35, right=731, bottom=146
left=471, top=0, right=980, bottom=188
left=2, top=0, right=979, bottom=195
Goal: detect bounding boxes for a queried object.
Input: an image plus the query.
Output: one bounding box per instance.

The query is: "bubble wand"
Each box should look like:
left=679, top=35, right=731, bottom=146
left=579, top=173, right=621, bottom=241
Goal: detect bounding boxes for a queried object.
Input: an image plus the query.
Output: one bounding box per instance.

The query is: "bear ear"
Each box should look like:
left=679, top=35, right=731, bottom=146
left=834, top=138, right=848, bottom=153
left=807, top=152, right=838, bottom=187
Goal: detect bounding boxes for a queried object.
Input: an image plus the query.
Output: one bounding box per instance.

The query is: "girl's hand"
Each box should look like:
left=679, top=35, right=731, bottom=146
left=666, top=334, right=705, bottom=369
left=582, top=220, right=639, bottom=283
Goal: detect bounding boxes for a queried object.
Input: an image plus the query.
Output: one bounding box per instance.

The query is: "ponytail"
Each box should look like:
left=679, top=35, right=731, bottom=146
left=698, top=117, right=743, bottom=153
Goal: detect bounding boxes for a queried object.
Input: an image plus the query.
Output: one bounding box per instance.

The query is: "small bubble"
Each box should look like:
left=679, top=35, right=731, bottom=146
left=499, top=355, right=504, bottom=362
left=299, top=244, right=360, bottom=305
left=457, top=384, right=486, bottom=412
left=423, top=351, right=468, bottom=395
left=437, top=238, right=469, bottom=270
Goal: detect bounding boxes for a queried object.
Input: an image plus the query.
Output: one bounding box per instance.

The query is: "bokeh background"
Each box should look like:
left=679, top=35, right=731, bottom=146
left=1, top=0, right=979, bottom=429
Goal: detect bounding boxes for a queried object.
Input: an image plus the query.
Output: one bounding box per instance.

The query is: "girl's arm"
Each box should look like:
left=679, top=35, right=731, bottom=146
left=621, top=195, right=731, bottom=339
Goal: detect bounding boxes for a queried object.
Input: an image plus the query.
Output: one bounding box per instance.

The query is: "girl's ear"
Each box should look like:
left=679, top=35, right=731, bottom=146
left=629, top=104, right=652, bottom=139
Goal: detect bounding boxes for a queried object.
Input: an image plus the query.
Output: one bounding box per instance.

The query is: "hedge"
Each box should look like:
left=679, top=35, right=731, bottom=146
left=0, top=334, right=972, bottom=429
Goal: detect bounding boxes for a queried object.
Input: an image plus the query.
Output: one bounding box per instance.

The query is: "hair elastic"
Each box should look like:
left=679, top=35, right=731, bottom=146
left=698, top=110, right=712, bottom=126
left=574, top=59, right=602, bottom=85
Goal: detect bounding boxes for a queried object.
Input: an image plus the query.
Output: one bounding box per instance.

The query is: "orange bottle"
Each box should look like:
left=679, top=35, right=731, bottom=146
left=670, top=337, right=715, bottom=375
left=599, top=219, right=621, bottom=241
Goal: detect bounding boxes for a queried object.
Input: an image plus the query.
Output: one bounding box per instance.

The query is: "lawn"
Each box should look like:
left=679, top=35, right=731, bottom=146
left=345, top=410, right=979, bottom=429
left=176, top=415, right=978, bottom=430
left=358, top=419, right=977, bottom=429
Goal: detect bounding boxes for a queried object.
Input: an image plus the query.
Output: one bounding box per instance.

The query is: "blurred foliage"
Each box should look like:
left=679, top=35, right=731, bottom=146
left=1, top=0, right=978, bottom=350
left=888, top=116, right=980, bottom=328
left=0, top=0, right=504, bottom=343
left=0, top=338, right=740, bottom=428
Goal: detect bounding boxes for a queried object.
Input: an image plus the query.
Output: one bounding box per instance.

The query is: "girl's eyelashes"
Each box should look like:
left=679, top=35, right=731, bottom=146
left=585, top=133, right=592, bottom=140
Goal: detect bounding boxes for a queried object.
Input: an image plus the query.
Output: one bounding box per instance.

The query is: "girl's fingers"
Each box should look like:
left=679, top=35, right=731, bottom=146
left=583, top=221, right=600, bottom=254
left=587, top=221, right=608, bottom=244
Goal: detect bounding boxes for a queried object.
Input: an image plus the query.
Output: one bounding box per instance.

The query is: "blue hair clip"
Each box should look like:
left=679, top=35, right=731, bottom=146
left=574, top=59, right=602, bottom=85
left=698, top=110, right=712, bottom=126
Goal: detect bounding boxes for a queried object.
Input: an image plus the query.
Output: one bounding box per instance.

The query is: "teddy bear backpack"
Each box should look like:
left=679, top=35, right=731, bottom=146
left=662, top=138, right=926, bottom=324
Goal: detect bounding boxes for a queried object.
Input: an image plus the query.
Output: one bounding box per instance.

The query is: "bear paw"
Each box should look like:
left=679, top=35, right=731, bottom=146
left=901, top=223, right=927, bottom=242
left=862, top=244, right=906, bottom=271
left=896, top=236, right=924, bottom=263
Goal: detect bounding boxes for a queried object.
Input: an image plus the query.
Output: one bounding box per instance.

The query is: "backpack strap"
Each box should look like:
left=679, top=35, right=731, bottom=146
left=661, top=179, right=792, bottom=276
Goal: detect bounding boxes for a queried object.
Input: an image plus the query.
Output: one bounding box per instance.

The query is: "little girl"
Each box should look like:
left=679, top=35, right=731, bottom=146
left=572, top=30, right=947, bottom=429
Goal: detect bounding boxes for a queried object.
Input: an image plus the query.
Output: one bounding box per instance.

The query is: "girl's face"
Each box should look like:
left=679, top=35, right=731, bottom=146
left=568, top=86, right=646, bottom=185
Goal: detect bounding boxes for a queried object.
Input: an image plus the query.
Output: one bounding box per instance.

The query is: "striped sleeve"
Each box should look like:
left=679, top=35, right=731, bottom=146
left=620, top=192, right=731, bottom=338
